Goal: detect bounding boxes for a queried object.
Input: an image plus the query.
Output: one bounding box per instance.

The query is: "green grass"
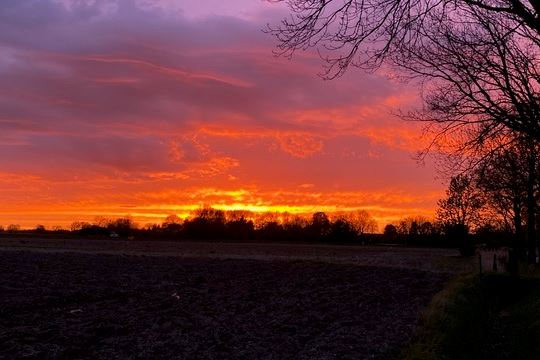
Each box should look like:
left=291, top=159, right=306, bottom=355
left=402, top=272, right=540, bottom=360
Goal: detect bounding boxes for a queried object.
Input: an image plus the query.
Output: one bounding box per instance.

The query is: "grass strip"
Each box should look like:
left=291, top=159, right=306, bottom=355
left=403, top=272, right=539, bottom=360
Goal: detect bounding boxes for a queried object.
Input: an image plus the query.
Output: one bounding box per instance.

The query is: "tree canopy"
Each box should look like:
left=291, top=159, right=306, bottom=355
left=268, top=1, right=540, bottom=145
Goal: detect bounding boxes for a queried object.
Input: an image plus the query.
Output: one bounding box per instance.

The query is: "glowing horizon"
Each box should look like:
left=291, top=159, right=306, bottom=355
left=0, top=1, right=445, bottom=232
left=0, top=185, right=441, bottom=231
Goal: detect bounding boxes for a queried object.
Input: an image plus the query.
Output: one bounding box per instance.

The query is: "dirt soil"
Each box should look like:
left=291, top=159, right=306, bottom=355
left=0, top=238, right=475, bottom=273
left=0, top=250, right=450, bottom=359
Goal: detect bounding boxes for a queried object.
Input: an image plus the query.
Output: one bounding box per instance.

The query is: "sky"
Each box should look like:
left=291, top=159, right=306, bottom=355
left=0, top=0, right=444, bottom=230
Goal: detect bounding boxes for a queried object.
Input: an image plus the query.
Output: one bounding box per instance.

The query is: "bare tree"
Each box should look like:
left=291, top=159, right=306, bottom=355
left=437, top=174, right=485, bottom=255
left=475, top=141, right=540, bottom=260
left=268, top=1, right=540, bottom=72
left=338, top=210, right=378, bottom=234
left=270, top=0, right=540, bottom=262
left=163, top=214, right=183, bottom=233
left=310, top=211, right=332, bottom=239
left=525, top=144, right=539, bottom=262
left=164, top=214, right=182, bottom=226
left=402, top=7, right=540, bottom=154
left=268, top=1, right=540, bottom=143
left=437, top=174, right=484, bottom=228
left=397, top=216, right=438, bottom=235
left=7, top=224, right=21, bottom=233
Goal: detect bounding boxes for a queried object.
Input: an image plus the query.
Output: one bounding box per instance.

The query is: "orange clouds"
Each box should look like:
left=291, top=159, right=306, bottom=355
left=276, top=134, right=324, bottom=158
left=0, top=187, right=440, bottom=231
left=0, top=174, right=442, bottom=231
left=194, top=127, right=325, bottom=158
left=0, top=1, right=445, bottom=232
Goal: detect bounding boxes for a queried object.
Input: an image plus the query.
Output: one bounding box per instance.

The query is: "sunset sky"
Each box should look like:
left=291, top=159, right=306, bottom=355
left=0, top=0, right=445, bottom=230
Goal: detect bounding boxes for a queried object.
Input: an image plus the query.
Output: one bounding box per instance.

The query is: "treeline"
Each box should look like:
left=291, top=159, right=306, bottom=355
left=2, top=208, right=382, bottom=244
left=427, top=141, right=540, bottom=262
left=382, top=216, right=513, bottom=250
left=0, top=207, right=509, bottom=248
left=67, top=208, right=378, bottom=244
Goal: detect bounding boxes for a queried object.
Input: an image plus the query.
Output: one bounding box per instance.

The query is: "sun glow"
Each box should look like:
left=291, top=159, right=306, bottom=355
left=0, top=196, right=439, bottom=232
left=0, top=0, right=444, bottom=233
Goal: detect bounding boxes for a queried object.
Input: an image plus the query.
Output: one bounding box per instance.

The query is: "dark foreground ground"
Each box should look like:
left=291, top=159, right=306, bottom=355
left=0, top=238, right=475, bottom=273
left=0, top=251, right=450, bottom=359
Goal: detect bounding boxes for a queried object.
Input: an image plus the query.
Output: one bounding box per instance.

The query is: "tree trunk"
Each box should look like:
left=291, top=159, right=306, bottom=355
left=513, top=198, right=525, bottom=261
left=526, top=152, right=537, bottom=264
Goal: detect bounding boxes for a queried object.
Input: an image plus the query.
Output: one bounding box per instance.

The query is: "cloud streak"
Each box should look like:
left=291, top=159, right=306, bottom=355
left=0, top=0, right=443, bottom=229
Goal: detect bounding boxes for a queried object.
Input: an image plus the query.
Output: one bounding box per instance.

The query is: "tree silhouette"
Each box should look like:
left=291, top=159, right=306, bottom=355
left=269, top=1, right=540, bottom=147
left=438, top=175, right=484, bottom=227
left=328, top=218, right=357, bottom=242
left=163, top=214, right=183, bottom=234
left=184, top=207, right=227, bottom=239
left=340, top=210, right=377, bottom=235
left=226, top=217, right=255, bottom=241
left=475, top=143, right=530, bottom=258
left=107, top=217, right=137, bottom=237
left=164, top=214, right=182, bottom=225
left=7, top=224, right=20, bottom=233
left=257, top=220, right=284, bottom=241
left=269, top=1, right=540, bottom=73
left=309, top=212, right=332, bottom=241
left=383, top=224, right=398, bottom=242
left=437, top=174, right=484, bottom=255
